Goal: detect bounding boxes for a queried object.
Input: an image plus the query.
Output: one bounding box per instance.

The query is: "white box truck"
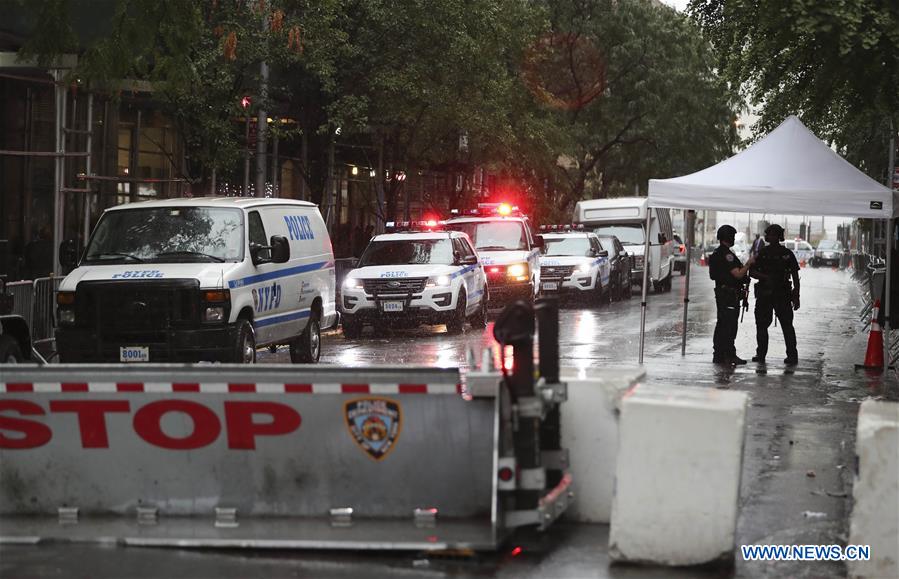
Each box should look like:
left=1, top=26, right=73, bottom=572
left=573, top=197, right=674, bottom=292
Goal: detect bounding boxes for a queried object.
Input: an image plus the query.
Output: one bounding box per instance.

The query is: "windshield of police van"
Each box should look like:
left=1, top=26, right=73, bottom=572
left=592, top=225, right=643, bottom=246
left=358, top=239, right=454, bottom=266
left=84, top=207, right=244, bottom=264
left=544, top=236, right=592, bottom=257
left=817, top=240, right=841, bottom=250
left=446, top=221, right=528, bottom=251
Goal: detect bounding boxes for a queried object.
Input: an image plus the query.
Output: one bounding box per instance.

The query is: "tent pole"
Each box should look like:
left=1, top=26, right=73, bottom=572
left=638, top=209, right=652, bottom=364
left=884, top=218, right=892, bottom=372
left=884, top=127, right=896, bottom=371
left=681, top=210, right=695, bottom=355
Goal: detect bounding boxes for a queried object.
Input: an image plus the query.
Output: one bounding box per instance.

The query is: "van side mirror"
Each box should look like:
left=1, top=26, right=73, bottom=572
left=619, top=250, right=628, bottom=258
left=533, top=235, right=545, bottom=249
left=599, top=250, right=609, bottom=258
left=59, top=240, right=78, bottom=268
left=460, top=255, right=478, bottom=265
left=250, top=243, right=272, bottom=266
left=658, top=232, right=667, bottom=244
left=270, top=235, right=290, bottom=263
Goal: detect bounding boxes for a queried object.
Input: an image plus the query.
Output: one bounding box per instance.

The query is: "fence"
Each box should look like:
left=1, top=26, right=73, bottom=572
left=852, top=253, right=899, bottom=370
left=4, top=277, right=60, bottom=345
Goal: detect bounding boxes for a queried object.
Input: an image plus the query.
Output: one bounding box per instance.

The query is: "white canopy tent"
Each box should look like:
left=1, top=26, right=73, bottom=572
left=640, top=115, right=896, bottom=368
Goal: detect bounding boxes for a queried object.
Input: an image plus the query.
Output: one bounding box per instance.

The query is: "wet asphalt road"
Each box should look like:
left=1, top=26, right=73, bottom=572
left=2, top=266, right=897, bottom=578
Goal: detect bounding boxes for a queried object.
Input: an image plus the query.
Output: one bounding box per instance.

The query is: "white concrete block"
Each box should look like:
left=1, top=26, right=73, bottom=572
left=560, top=367, right=643, bottom=523
left=609, top=384, right=748, bottom=566
left=849, top=400, right=899, bottom=579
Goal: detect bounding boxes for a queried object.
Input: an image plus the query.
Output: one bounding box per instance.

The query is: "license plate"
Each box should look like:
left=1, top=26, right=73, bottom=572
left=542, top=282, right=559, bottom=291
left=382, top=301, right=404, bottom=312
left=120, top=346, right=149, bottom=362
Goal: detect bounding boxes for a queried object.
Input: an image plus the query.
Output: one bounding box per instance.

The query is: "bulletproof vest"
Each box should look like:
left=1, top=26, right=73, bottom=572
left=756, top=245, right=793, bottom=294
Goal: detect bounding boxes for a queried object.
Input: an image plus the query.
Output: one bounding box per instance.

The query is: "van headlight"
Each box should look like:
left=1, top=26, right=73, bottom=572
left=56, top=291, right=76, bottom=325
left=58, top=309, right=76, bottom=324
left=344, top=276, right=363, bottom=290
left=204, top=306, right=225, bottom=322
left=427, top=275, right=451, bottom=288
left=507, top=263, right=528, bottom=281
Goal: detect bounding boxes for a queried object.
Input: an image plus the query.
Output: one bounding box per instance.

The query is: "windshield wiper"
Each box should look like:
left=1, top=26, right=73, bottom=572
left=155, top=251, right=226, bottom=263
left=85, top=252, right=145, bottom=262
left=477, top=245, right=514, bottom=251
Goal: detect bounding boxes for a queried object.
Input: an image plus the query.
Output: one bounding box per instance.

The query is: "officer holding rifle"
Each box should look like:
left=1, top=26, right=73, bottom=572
left=709, top=225, right=755, bottom=365
left=750, top=224, right=800, bottom=365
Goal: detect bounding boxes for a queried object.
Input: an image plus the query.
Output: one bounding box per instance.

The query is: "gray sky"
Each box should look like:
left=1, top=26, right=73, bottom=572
left=662, top=0, right=689, bottom=11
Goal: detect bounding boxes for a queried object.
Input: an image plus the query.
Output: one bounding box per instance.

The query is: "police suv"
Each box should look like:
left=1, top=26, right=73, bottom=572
left=55, top=198, right=337, bottom=363
left=340, top=221, right=488, bottom=337
left=444, top=203, right=544, bottom=306
left=538, top=224, right=612, bottom=304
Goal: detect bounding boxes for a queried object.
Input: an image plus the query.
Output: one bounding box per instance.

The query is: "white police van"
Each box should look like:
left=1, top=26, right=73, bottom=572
left=340, top=221, right=488, bottom=337
left=538, top=225, right=611, bottom=304
left=574, top=196, right=674, bottom=293
left=55, top=198, right=336, bottom=363
left=444, top=203, right=544, bottom=306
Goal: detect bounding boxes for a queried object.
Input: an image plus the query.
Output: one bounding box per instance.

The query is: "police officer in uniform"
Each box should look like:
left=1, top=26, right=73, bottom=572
left=709, top=225, right=755, bottom=364
left=750, top=224, right=800, bottom=365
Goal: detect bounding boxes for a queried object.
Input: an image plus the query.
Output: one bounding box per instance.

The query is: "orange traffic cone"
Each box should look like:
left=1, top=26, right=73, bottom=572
left=800, top=259, right=807, bottom=268
left=855, top=300, right=885, bottom=371
left=700, top=254, right=707, bottom=266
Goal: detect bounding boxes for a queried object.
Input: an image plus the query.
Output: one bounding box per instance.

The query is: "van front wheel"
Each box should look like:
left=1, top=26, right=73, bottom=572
left=291, top=314, right=321, bottom=363
left=234, top=319, right=256, bottom=364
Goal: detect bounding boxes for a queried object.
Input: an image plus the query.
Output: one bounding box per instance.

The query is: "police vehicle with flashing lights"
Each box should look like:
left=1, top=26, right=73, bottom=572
left=444, top=203, right=544, bottom=306
left=537, top=225, right=612, bottom=304
left=340, top=221, right=488, bottom=337
left=55, top=198, right=336, bottom=364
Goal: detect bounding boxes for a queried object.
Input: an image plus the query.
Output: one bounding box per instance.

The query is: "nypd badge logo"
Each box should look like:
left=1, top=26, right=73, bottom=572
left=344, top=398, right=402, bottom=461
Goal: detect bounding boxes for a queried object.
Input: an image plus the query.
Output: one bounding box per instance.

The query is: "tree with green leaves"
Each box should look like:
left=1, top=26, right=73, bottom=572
left=519, top=0, right=739, bottom=221
left=689, top=0, right=899, bottom=182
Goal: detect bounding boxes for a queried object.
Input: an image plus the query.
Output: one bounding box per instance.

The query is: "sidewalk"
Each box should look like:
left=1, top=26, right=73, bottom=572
left=640, top=267, right=897, bottom=578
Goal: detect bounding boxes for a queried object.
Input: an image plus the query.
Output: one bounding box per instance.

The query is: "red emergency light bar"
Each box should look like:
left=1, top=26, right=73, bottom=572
left=539, top=224, right=585, bottom=231
left=385, top=220, right=445, bottom=232
left=449, top=202, right=523, bottom=217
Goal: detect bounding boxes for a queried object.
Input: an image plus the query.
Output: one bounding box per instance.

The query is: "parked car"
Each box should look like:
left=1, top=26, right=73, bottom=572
left=811, top=239, right=844, bottom=268
left=596, top=234, right=633, bottom=300
left=672, top=233, right=687, bottom=274
left=784, top=239, right=814, bottom=265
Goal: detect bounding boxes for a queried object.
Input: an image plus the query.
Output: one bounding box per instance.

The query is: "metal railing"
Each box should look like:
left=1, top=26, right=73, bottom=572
left=852, top=254, right=899, bottom=368
left=3, top=277, right=59, bottom=344
left=31, top=277, right=61, bottom=346
left=6, top=280, right=35, bottom=331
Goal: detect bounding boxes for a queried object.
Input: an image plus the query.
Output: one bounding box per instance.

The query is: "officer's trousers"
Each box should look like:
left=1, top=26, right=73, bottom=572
left=755, top=294, right=797, bottom=360
left=713, top=293, right=739, bottom=360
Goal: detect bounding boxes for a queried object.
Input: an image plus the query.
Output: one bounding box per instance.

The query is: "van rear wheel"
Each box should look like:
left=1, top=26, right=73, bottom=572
left=291, top=313, right=321, bottom=363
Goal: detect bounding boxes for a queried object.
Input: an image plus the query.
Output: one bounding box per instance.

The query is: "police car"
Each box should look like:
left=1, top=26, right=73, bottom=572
left=340, top=221, right=488, bottom=337
left=55, top=198, right=336, bottom=364
left=444, top=203, right=543, bottom=306
left=538, top=225, right=612, bottom=304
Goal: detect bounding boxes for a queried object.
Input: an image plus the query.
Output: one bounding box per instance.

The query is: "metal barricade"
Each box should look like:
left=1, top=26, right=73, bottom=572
left=6, top=280, right=34, bottom=330
left=31, top=276, right=60, bottom=345
left=0, top=361, right=573, bottom=551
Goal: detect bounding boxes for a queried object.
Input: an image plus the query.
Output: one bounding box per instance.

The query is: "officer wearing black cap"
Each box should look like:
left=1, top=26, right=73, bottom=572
left=709, top=225, right=755, bottom=364
left=750, top=224, right=800, bottom=365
